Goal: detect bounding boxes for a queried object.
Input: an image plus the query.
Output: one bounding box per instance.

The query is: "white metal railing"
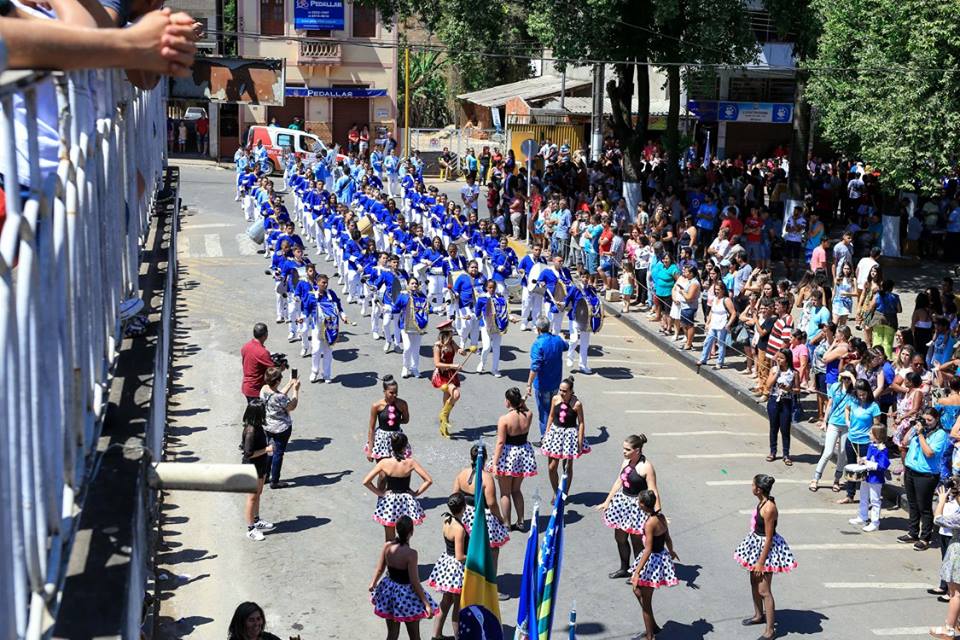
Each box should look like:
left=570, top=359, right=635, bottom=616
left=0, top=68, right=166, bottom=639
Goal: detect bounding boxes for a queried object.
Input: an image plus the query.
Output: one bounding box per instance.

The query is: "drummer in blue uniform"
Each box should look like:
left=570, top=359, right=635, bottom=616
left=539, top=254, right=574, bottom=335
left=392, top=277, right=431, bottom=379
left=302, top=273, right=349, bottom=384
left=563, top=269, right=603, bottom=375
left=442, top=243, right=468, bottom=321
left=518, top=243, right=547, bottom=330
left=383, top=149, right=399, bottom=197
left=374, top=254, right=408, bottom=353
left=451, top=260, right=485, bottom=350
left=490, top=235, right=518, bottom=296
left=474, top=278, right=511, bottom=377
left=420, top=236, right=448, bottom=314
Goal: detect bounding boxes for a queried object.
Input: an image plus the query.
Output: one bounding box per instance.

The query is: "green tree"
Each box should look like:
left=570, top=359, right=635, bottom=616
left=807, top=0, right=960, bottom=195
left=397, top=49, right=452, bottom=128
left=360, top=0, right=535, bottom=95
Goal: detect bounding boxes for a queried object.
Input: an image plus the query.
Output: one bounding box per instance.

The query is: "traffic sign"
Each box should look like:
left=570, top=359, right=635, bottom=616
left=520, top=139, right=537, bottom=159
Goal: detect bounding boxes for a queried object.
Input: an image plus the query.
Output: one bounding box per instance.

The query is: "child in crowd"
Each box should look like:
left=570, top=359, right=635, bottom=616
left=850, top=425, right=890, bottom=532
left=619, top=262, right=637, bottom=314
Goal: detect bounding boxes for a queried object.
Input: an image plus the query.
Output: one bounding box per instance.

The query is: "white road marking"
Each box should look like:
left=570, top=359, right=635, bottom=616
left=824, top=582, right=929, bottom=589
left=236, top=233, right=258, bottom=256
left=605, top=391, right=723, bottom=398
left=706, top=479, right=809, bottom=486
left=596, top=359, right=667, bottom=365
left=597, top=346, right=656, bottom=353
left=790, top=543, right=903, bottom=551
left=739, top=508, right=857, bottom=515
left=871, top=628, right=932, bottom=636
left=654, top=430, right=758, bottom=437
left=179, top=237, right=190, bottom=256
left=626, top=410, right=749, bottom=416
left=677, top=453, right=768, bottom=459
left=595, top=334, right=639, bottom=339
left=204, top=234, right=223, bottom=257
left=185, top=223, right=232, bottom=229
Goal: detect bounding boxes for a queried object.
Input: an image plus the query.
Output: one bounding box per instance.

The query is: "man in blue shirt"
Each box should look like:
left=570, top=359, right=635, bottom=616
left=526, top=317, right=567, bottom=436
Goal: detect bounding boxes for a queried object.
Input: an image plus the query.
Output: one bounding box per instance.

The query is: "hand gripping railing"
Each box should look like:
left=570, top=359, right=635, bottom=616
left=0, top=68, right=165, bottom=640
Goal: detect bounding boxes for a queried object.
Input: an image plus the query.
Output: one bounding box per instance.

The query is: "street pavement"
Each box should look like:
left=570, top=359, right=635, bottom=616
left=158, top=164, right=944, bottom=640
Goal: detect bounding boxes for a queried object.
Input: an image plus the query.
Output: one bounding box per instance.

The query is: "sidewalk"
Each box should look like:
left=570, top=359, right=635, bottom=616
left=603, top=300, right=910, bottom=510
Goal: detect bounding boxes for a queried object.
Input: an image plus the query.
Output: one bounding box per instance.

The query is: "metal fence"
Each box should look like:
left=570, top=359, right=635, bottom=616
left=409, top=127, right=505, bottom=176
left=0, top=68, right=166, bottom=639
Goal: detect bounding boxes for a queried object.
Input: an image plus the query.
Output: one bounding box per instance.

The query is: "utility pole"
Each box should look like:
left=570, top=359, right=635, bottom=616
left=590, top=63, right=604, bottom=161
left=403, top=44, right=411, bottom=157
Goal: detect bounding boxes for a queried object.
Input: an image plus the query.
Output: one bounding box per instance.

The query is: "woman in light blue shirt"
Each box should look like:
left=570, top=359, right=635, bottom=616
left=838, top=379, right=881, bottom=504
left=811, top=369, right=856, bottom=493
left=901, top=408, right=950, bottom=550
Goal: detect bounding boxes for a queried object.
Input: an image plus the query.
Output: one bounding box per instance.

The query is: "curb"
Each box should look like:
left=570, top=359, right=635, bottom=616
left=602, top=300, right=908, bottom=511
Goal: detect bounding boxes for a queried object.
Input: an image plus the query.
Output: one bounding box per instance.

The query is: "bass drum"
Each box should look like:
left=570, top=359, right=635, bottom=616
left=357, top=213, right=376, bottom=237
left=247, top=218, right=266, bottom=244
left=526, top=262, right=546, bottom=292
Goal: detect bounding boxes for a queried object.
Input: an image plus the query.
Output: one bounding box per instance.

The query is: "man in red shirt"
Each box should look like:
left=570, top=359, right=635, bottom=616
left=241, top=323, right=274, bottom=403
left=719, top=206, right=743, bottom=240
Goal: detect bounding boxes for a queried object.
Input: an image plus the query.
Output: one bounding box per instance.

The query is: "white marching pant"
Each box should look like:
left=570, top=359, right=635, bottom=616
left=311, top=336, right=333, bottom=381
left=322, top=229, right=333, bottom=257
left=347, top=267, right=363, bottom=302
left=243, top=195, right=255, bottom=221
left=477, top=327, right=502, bottom=374
left=457, top=308, right=478, bottom=347
left=382, top=311, right=402, bottom=346
left=276, top=292, right=288, bottom=321
left=550, top=308, right=565, bottom=335
left=370, top=301, right=384, bottom=336
left=567, top=327, right=590, bottom=370
left=427, top=275, right=446, bottom=310
left=521, top=289, right=544, bottom=328
left=287, top=296, right=301, bottom=339
left=401, top=331, right=422, bottom=374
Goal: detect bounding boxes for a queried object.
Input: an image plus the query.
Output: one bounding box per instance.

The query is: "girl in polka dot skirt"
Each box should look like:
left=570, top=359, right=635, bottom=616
left=365, top=375, right=411, bottom=461
left=629, top=490, right=678, bottom=640
left=363, top=433, right=433, bottom=542
left=541, top=376, right=590, bottom=493
left=735, top=474, right=797, bottom=640
left=427, top=494, right=467, bottom=640
left=368, top=515, right=437, bottom=636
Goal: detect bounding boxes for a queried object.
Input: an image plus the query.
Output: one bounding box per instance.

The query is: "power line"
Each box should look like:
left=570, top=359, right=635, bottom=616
left=205, top=28, right=960, bottom=75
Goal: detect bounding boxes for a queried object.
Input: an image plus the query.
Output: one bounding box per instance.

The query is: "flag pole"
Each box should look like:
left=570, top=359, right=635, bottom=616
left=568, top=602, right=576, bottom=640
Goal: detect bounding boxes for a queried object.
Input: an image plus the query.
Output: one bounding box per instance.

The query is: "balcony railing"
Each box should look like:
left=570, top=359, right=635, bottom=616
left=298, top=39, right=343, bottom=65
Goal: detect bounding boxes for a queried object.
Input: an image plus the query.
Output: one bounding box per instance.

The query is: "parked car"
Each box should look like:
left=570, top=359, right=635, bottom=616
left=245, top=125, right=344, bottom=174
left=183, top=106, right=208, bottom=121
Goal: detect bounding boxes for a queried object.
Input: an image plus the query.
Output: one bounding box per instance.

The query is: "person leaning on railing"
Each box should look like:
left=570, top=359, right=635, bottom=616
left=0, top=2, right=196, bottom=76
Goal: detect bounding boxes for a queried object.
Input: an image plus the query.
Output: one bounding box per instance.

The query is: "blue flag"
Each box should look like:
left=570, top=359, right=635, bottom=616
left=536, top=475, right=568, bottom=640
left=514, top=502, right=540, bottom=640
left=702, top=131, right=711, bottom=169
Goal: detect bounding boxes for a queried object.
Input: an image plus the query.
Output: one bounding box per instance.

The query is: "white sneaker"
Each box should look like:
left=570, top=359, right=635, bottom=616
left=309, top=374, right=320, bottom=383
left=401, top=367, right=409, bottom=379
left=848, top=517, right=865, bottom=526
left=581, top=367, right=593, bottom=375
left=384, top=342, right=393, bottom=353
left=247, top=528, right=265, bottom=541
left=254, top=519, right=275, bottom=531
left=476, top=364, right=484, bottom=374
left=862, top=522, right=879, bottom=532
left=372, top=332, right=381, bottom=340
left=300, top=348, right=309, bottom=357
left=493, top=371, right=503, bottom=378
left=566, top=358, right=574, bottom=368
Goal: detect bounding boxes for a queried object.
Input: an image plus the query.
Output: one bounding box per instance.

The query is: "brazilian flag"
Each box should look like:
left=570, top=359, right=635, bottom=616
left=459, top=448, right=502, bottom=639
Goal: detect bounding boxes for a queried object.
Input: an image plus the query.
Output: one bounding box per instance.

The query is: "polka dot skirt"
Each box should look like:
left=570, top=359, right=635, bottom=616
left=734, top=532, right=797, bottom=573
left=493, top=443, right=538, bottom=477
left=629, top=550, right=679, bottom=589
left=364, top=428, right=412, bottom=460
left=426, top=552, right=464, bottom=594
left=540, top=427, right=590, bottom=460
left=374, top=492, right=426, bottom=527
left=371, top=576, right=438, bottom=622
left=602, top=490, right=648, bottom=535
left=462, top=505, right=510, bottom=548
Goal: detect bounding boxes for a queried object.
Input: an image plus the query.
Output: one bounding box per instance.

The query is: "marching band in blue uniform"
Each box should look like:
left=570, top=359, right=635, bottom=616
left=237, top=145, right=603, bottom=384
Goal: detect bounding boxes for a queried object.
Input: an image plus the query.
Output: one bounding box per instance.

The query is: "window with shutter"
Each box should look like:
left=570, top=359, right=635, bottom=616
left=352, top=4, right=377, bottom=38
left=259, top=0, right=285, bottom=36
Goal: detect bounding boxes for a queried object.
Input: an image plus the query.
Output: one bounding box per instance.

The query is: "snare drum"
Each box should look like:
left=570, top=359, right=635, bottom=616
left=505, top=277, right=523, bottom=300
left=357, top=214, right=376, bottom=237
left=843, top=463, right=868, bottom=482
left=247, top=219, right=266, bottom=244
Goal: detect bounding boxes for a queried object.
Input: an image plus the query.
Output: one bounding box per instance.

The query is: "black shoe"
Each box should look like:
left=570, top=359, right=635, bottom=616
left=929, top=587, right=948, bottom=596
left=608, top=568, right=630, bottom=579
left=939, top=594, right=952, bottom=603
left=742, top=617, right=764, bottom=626
left=897, top=534, right=919, bottom=544
left=914, top=540, right=930, bottom=551
left=270, top=480, right=293, bottom=489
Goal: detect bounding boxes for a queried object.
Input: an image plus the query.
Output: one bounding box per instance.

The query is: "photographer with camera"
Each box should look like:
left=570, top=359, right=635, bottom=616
left=241, top=323, right=274, bottom=404
left=900, top=407, right=951, bottom=550
left=260, top=365, right=300, bottom=490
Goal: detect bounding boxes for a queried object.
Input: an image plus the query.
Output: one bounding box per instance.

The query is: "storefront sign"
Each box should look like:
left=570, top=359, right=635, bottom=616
left=286, top=87, right=388, bottom=98
left=686, top=100, right=793, bottom=124
left=293, top=0, right=344, bottom=31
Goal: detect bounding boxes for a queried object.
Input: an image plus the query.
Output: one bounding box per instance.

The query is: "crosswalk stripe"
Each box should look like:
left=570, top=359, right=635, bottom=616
left=706, top=479, right=809, bottom=486
left=598, top=346, right=656, bottom=353
left=185, top=223, right=232, bottom=229
left=604, top=391, right=723, bottom=398
left=677, top=453, right=767, bottom=459
left=180, top=236, right=190, bottom=256
left=596, top=359, right=667, bottom=365
left=627, top=410, right=749, bottom=416
left=790, top=543, right=903, bottom=550
left=825, top=582, right=929, bottom=589
left=204, top=234, right=223, bottom=257
left=654, top=430, right=758, bottom=437
left=236, top=233, right=258, bottom=256
left=739, top=508, right=857, bottom=515
left=871, top=627, right=931, bottom=636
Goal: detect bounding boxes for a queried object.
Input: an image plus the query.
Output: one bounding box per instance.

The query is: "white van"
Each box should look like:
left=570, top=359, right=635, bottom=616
left=245, top=125, right=342, bottom=174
